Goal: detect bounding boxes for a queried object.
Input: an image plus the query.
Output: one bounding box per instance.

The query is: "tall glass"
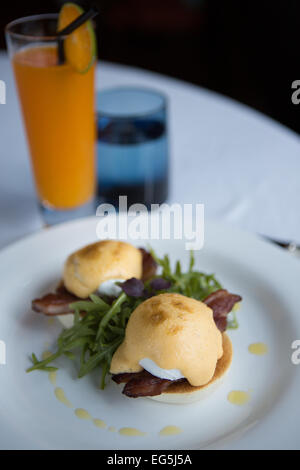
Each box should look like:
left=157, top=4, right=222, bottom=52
left=5, top=14, right=96, bottom=225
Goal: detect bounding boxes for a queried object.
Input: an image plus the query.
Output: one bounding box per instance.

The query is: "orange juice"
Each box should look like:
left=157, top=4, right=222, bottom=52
left=13, top=45, right=95, bottom=209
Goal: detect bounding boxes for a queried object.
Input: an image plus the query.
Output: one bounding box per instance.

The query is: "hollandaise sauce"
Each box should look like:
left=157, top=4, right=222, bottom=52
left=48, top=371, right=57, bottom=386
left=42, top=350, right=52, bottom=360
left=54, top=387, right=73, bottom=408
left=248, top=342, right=268, bottom=355
left=227, top=390, right=250, bottom=406
left=119, top=427, right=146, bottom=437
left=159, top=425, right=182, bottom=436
left=93, top=419, right=107, bottom=429
left=75, top=408, right=92, bottom=420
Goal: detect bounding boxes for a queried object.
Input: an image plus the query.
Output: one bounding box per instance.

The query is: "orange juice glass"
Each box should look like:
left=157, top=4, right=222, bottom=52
left=5, top=14, right=96, bottom=224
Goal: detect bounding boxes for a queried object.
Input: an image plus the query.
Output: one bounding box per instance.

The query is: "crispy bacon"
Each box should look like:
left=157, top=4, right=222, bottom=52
left=112, top=370, right=186, bottom=398
left=113, top=370, right=180, bottom=398
left=111, top=372, right=137, bottom=384
left=203, top=289, right=242, bottom=332
left=140, top=248, right=157, bottom=281
left=32, top=284, right=79, bottom=316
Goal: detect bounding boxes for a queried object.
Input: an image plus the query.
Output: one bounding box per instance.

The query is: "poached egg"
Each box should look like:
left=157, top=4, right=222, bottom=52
left=97, top=279, right=124, bottom=297
left=139, top=358, right=185, bottom=381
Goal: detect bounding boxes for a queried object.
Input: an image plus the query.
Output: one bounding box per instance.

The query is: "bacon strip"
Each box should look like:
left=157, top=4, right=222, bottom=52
left=32, top=284, right=79, bottom=316
left=140, top=248, right=157, bottom=282
left=32, top=287, right=79, bottom=315
left=203, top=289, right=242, bottom=332
left=111, top=372, right=137, bottom=384
left=113, top=370, right=181, bottom=398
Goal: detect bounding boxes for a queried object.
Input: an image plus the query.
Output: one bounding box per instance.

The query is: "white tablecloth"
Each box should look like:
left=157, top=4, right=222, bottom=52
left=0, top=52, right=299, bottom=249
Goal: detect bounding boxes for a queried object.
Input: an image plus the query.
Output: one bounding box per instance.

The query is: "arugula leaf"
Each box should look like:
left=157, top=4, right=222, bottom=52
left=149, top=249, right=222, bottom=300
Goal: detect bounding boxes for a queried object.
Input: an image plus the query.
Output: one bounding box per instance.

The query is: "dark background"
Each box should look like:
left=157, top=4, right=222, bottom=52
left=2, top=0, right=299, bottom=134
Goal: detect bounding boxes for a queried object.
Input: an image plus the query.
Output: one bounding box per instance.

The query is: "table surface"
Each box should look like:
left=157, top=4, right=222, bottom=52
left=0, top=52, right=299, bottom=249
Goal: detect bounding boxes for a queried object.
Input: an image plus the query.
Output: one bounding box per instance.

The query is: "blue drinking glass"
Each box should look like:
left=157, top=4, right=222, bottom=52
left=97, top=87, right=169, bottom=208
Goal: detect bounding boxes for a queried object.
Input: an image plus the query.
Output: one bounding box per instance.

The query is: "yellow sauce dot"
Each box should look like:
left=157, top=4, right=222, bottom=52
left=74, top=408, right=92, bottom=420
left=54, top=387, right=73, bottom=408
left=42, top=350, right=52, bottom=360
left=159, top=425, right=182, bottom=436
left=48, top=318, right=55, bottom=326
left=227, top=390, right=250, bottom=406
left=119, top=427, right=146, bottom=437
left=248, top=343, right=268, bottom=355
left=108, top=426, right=116, bottom=432
left=48, top=371, right=57, bottom=386
left=93, top=418, right=106, bottom=429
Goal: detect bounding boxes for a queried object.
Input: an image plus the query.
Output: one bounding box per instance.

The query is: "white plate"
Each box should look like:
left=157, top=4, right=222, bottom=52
left=0, top=216, right=300, bottom=450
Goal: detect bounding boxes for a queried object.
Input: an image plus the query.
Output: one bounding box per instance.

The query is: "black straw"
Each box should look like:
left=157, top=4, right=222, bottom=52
left=57, top=5, right=99, bottom=65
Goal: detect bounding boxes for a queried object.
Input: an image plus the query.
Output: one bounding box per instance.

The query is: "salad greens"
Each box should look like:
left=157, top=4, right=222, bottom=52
left=149, top=249, right=222, bottom=300
left=27, top=250, right=238, bottom=387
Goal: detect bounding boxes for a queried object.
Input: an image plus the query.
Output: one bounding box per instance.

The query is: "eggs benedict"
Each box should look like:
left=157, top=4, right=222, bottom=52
left=63, top=240, right=142, bottom=298
left=111, top=293, right=234, bottom=403
left=32, top=240, right=157, bottom=315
